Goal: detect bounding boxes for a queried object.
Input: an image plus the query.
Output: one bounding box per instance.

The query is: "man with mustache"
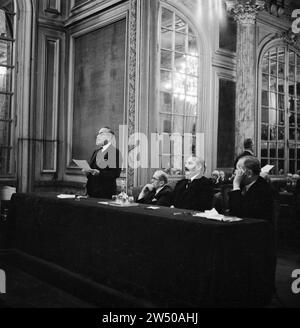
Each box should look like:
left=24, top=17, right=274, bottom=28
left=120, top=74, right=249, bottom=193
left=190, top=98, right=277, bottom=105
left=172, top=156, right=214, bottom=211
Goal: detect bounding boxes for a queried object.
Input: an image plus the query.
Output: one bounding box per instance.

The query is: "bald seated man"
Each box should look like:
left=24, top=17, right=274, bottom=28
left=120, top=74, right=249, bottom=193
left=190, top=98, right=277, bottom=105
left=172, top=156, right=214, bottom=211
left=137, top=170, right=172, bottom=206
left=83, top=127, right=122, bottom=199
left=229, top=156, right=274, bottom=222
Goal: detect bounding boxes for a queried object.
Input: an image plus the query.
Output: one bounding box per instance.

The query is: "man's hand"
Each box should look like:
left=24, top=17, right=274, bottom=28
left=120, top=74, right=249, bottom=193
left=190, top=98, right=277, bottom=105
left=143, top=184, right=155, bottom=192
left=138, top=184, right=154, bottom=200
left=233, top=168, right=245, bottom=190
left=82, top=168, right=100, bottom=176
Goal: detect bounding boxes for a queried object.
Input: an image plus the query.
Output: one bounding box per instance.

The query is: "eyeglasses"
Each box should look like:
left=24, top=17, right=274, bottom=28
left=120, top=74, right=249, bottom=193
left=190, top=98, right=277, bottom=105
left=152, top=177, right=160, bottom=181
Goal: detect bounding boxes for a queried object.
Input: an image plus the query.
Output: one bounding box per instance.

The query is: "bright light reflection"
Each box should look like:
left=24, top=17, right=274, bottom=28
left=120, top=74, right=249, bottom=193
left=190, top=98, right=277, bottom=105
left=0, top=66, right=6, bottom=75
left=197, top=0, right=226, bottom=22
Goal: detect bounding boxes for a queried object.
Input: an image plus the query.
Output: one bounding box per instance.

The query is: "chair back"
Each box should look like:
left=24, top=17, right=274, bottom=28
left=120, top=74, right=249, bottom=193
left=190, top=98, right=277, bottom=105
left=220, top=184, right=233, bottom=212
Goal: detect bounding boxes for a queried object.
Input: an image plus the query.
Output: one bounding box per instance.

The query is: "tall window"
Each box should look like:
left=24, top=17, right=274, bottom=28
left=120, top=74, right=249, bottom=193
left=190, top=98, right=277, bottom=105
left=159, top=6, right=199, bottom=175
left=0, top=0, right=15, bottom=176
left=260, top=46, right=300, bottom=175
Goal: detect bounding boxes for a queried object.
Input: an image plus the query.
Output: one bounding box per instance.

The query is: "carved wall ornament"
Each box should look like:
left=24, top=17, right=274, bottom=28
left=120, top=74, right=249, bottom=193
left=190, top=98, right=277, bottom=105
left=127, top=0, right=137, bottom=190
left=225, top=0, right=265, bottom=24
left=279, top=28, right=300, bottom=46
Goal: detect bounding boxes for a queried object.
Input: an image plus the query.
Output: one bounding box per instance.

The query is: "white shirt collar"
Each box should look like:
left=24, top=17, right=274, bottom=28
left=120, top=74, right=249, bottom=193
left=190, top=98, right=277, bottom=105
left=244, top=178, right=257, bottom=192
left=190, top=172, right=202, bottom=182
left=155, top=185, right=165, bottom=195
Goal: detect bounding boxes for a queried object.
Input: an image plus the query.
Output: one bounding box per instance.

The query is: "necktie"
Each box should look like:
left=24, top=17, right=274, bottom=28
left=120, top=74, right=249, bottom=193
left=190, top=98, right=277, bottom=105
left=186, top=180, right=191, bottom=189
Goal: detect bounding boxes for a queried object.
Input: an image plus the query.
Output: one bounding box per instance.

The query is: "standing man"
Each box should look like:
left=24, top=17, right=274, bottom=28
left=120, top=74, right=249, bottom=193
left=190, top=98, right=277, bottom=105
left=83, top=127, right=122, bottom=199
left=172, top=156, right=214, bottom=211
left=137, top=170, right=172, bottom=206
left=229, top=156, right=274, bottom=222
left=233, top=138, right=254, bottom=170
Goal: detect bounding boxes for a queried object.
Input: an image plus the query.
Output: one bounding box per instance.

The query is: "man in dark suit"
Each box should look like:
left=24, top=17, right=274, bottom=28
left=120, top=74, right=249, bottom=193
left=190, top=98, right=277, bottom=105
left=137, top=170, right=172, bottom=206
left=172, top=156, right=214, bottom=211
left=229, top=156, right=274, bottom=222
left=83, top=127, right=122, bottom=199
left=233, top=138, right=254, bottom=170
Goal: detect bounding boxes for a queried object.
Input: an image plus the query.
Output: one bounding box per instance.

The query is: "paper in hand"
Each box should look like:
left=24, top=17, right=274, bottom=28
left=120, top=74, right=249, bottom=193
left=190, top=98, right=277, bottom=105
left=73, top=159, right=91, bottom=171
left=261, top=164, right=274, bottom=174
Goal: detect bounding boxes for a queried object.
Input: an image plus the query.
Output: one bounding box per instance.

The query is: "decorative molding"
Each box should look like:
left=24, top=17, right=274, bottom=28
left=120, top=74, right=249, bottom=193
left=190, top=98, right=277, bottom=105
left=264, top=28, right=300, bottom=49
left=45, top=0, right=62, bottom=15
left=66, top=0, right=124, bottom=27
left=127, top=0, right=138, bottom=190
left=279, top=28, right=300, bottom=46
left=41, top=36, right=60, bottom=173
left=38, top=17, right=66, bottom=31
left=226, top=0, right=265, bottom=24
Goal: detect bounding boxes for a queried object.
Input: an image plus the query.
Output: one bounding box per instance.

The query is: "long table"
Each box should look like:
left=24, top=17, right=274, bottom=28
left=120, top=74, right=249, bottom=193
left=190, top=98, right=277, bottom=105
left=7, top=193, right=276, bottom=307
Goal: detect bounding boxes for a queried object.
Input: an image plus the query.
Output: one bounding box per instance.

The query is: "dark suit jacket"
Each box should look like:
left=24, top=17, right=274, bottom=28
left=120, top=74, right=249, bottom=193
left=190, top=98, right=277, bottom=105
left=137, top=185, right=172, bottom=207
left=172, top=177, right=214, bottom=211
left=233, top=150, right=254, bottom=170
left=86, top=144, right=122, bottom=199
left=228, top=176, right=274, bottom=222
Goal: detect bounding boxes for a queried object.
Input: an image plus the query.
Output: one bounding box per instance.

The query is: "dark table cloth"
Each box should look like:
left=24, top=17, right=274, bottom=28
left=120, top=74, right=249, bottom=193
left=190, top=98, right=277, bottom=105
left=7, top=193, right=276, bottom=307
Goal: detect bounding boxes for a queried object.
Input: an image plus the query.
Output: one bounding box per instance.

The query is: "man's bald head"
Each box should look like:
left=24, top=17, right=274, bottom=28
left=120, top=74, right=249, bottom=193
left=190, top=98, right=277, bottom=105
left=185, top=156, right=206, bottom=179
left=237, top=156, right=261, bottom=176
left=96, top=127, right=115, bottom=147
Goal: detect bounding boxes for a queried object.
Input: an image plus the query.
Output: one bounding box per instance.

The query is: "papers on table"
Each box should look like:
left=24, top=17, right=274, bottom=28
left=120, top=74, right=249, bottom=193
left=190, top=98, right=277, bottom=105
left=109, top=202, right=139, bottom=207
left=193, top=208, right=223, bottom=220
left=72, top=159, right=91, bottom=171
left=261, top=164, right=274, bottom=174
left=146, top=206, right=160, bottom=210
left=57, top=194, right=76, bottom=199
left=193, top=208, right=243, bottom=222
left=98, top=201, right=139, bottom=207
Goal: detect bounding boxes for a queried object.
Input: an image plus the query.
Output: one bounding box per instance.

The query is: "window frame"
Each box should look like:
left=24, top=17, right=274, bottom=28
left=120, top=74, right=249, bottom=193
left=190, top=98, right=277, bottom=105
left=0, top=1, right=16, bottom=178
left=258, top=42, right=300, bottom=176
left=157, top=3, right=202, bottom=177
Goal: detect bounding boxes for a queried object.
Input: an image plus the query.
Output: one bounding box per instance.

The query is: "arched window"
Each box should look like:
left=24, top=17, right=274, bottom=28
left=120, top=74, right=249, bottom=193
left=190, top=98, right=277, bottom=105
left=259, top=45, right=300, bottom=175
left=159, top=5, right=200, bottom=175
left=0, top=0, right=15, bottom=176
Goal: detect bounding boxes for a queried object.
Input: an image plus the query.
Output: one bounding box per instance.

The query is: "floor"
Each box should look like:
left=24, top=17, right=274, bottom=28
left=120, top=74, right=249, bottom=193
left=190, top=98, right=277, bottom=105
left=0, top=248, right=299, bottom=308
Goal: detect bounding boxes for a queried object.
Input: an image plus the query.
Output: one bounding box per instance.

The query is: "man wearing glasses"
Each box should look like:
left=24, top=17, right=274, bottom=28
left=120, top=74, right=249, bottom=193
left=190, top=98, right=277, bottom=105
left=137, top=170, right=172, bottom=207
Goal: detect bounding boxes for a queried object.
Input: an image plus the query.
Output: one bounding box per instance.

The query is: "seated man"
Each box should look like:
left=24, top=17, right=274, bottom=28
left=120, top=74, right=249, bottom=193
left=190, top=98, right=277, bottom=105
left=219, top=170, right=229, bottom=185
left=211, top=170, right=221, bottom=188
left=137, top=170, right=172, bottom=206
left=172, top=156, right=214, bottom=211
left=229, top=156, right=274, bottom=222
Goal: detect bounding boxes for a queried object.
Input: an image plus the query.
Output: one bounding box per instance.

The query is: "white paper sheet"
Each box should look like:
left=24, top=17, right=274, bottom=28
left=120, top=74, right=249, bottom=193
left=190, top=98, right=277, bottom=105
left=72, top=159, right=91, bottom=171
left=193, top=208, right=243, bottom=222
left=57, top=194, right=76, bottom=199
left=261, top=164, right=274, bottom=174
left=146, top=206, right=160, bottom=210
